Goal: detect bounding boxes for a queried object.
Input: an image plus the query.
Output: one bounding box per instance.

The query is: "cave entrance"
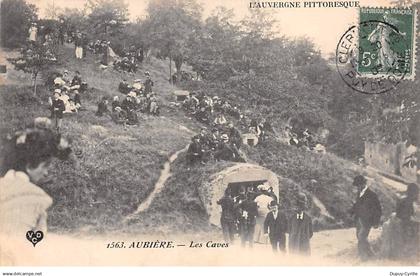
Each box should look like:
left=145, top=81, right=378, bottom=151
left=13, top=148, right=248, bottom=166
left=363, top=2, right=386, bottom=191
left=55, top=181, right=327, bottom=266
left=227, top=180, right=268, bottom=198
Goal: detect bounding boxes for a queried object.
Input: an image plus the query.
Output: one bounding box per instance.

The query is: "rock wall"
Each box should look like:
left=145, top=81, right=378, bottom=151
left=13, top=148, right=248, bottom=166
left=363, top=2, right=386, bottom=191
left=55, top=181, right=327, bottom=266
left=365, top=141, right=417, bottom=182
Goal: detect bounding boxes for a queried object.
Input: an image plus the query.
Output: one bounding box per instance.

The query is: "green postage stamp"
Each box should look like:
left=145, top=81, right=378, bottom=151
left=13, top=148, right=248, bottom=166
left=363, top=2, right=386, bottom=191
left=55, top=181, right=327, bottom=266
left=358, top=7, right=417, bottom=80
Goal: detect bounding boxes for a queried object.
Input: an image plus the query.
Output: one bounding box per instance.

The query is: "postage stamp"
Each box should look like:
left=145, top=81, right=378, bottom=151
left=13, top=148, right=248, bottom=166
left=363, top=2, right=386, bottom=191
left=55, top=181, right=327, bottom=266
left=358, top=7, right=417, bottom=79
left=336, top=7, right=417, bottom=94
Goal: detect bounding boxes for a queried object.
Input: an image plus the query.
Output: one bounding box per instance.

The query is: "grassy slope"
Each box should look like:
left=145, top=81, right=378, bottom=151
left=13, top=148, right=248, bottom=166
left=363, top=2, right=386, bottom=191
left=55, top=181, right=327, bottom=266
left=0, top=45, right=198, bottom=233
left=0, top=45, right=400, bottom=235
left=126, top=154, right=234, bottom=235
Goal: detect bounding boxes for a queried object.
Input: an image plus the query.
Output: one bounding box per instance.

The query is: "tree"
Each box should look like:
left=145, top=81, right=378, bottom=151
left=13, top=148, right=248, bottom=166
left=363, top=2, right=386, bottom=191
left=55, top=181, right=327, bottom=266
left=85, top=0, right=129, bottom=39
left=145, top=0, right=202, bottom=84
left=10, top=44, right=56, bottom=95
left=0, top=0, right=38, bottom=48
left=58, top=8, right=88, bottom=35
left=186, top=6, right=241, bottom=81
left=45, top=2, right=63, bottom=20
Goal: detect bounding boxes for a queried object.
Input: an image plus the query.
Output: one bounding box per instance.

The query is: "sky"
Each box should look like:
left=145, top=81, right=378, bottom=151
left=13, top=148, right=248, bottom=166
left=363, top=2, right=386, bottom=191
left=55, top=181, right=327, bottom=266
left=26, top=0, right=397, bottom=56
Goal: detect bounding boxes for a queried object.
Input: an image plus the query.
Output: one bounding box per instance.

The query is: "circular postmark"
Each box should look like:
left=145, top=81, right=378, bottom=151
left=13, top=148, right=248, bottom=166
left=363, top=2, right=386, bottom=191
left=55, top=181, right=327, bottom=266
left=336, top=20, right=411, bottom=94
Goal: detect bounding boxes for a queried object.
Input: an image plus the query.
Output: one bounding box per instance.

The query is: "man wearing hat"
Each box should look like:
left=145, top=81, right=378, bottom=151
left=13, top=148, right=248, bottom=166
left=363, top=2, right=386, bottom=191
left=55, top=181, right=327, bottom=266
left=50, top=89, right=65, bottom=133
left=264, top=201, right=288, bottom=252
left=215, top=134, right=236, bottom=162
left=217, top=188, right=237, bottom=244
left=238, top=192, right=258, bottom=248
left=186, top=136, right=204, bottom=165
left=350, top=175, right=382, bottom=261
left=288, top=193, right=313, bottom=255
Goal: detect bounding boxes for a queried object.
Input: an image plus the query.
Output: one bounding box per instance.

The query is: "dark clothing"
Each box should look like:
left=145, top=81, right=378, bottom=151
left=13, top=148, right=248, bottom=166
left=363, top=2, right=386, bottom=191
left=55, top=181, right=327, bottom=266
left=217, top=196, right=236, bottom=221
left=351, top=188, right=382, bottom=260
left=119, top=82, right=130, bottom=94
left=102, top=46, right=109, bottom=65
left=396, top=197, right=414, bottom=222
left=71, top=75, right=82, bottom=87
left=264, top=211, right=288, bottom=252
left=126, top=110, right=138, bottom=125
left=111, top=100, right=121, bottom=112
left=187, top=141, right=203, bottom=164
left=288, top=212, right=313, bottom=255
left=82, top=36, right=88, bottom=58
left=144, top=79, right=153, bottom=94
left=121, top=98, right=136, bottom=111
left=51, top=99, right=65, bottom=119
left=193, top=134, right=211, bottom=149
left=351, top=188, right=382, bottom=228
left=356, top=218, right=373, bottom=260
left=238, top=199, right=258, bottom=247
left=218, top=196, right=237, bottom=243
left=228, top=127, right=242, bottom=149
left=215, top=142, right=237, bottom=162
left=74, top=35, right=82, bottom=47
left=96, top=101, right=108, bottom=117
left=240, top=223, right=255, bottom=247
left=221, top=219, right=236, bottom=244
left=74, top=94, right=81, bottom=106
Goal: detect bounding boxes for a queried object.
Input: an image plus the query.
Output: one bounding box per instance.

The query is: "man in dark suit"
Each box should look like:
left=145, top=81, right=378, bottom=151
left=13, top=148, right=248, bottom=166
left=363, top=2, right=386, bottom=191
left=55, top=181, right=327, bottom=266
left=350, top=175, right=382, bottom=261
left=264, top=201, right=288, bottom=252
left=288, top=193, right=313, bottom=255
left=217, top=189, right=237, bottom=244
left=238, top=193, right=258, bottom=248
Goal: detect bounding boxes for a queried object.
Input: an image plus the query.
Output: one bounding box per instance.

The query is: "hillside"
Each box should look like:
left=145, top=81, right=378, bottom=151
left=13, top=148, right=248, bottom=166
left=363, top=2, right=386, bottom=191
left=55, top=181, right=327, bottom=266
left=0, top=45, right=201, bottom=232
left=1, top=43, right=401, bottom=235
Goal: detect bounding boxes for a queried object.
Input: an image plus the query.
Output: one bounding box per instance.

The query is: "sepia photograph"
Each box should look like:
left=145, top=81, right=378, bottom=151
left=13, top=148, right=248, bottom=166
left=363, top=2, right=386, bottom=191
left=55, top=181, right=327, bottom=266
left=0, top=0, right=419, bottom=271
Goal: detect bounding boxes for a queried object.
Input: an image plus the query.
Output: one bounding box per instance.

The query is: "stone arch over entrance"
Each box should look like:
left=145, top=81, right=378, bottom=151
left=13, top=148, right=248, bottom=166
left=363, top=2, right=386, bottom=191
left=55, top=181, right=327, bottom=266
left=198, top=163, right=279, bottom=226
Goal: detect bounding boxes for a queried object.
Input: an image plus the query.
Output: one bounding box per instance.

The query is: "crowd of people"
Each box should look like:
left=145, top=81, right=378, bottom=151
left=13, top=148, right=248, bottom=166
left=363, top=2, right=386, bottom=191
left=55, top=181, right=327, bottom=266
left=284, top=125, right=326, bottom=153
left=95, top=72, right=160, bottom=125
left=186, top=124, right=244, bottom=165
left=217, top=175, right=419, bottom=262
left=86, top=39, right=144, bottom=73
left=217, top=184, right=313, bottom=254
left=183, top=92, right=276, bottom=166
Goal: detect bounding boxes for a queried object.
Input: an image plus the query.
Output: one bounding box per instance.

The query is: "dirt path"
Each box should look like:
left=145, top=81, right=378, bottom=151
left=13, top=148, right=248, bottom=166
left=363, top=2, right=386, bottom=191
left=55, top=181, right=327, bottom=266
left=3, top=227, right=402, bottom=266
left=365, top=165, right=407, bottom=193
left=124, top=142, right=191, bottom=222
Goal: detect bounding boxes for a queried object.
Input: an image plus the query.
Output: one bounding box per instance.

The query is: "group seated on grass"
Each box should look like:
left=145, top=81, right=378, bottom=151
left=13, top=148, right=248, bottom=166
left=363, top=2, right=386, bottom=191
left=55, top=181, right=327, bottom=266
left=113, top=44, right=144, bottom=73
left=45, top=70, right=86, bottom=114
left=186, top=124, right=246, bottom=165
left=87, top=39, right=109, bottom=54
left=87, top=40, right=143, bottom=73
left=181, top=91, right=275, bottom=143
left=95, top=72, right=159, bottom=125
left=182, top=92, right=242, bottom=124
left=284, top=125, right=326, bottom=153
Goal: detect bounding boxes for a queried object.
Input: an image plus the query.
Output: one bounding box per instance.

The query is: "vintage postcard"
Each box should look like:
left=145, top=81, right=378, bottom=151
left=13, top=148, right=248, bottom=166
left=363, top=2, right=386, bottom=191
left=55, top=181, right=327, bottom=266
left=0, top=0, right=419, bottom=270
